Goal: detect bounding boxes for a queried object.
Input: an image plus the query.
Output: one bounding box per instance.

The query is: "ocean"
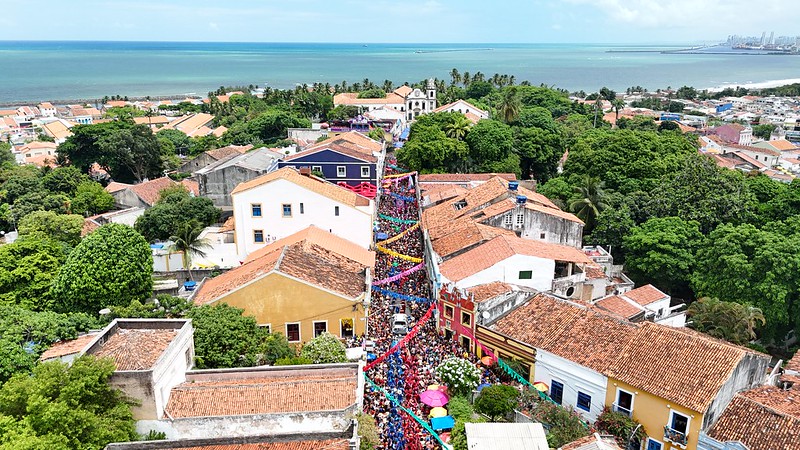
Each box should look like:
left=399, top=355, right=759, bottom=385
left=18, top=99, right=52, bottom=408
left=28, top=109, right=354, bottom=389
left=1, top=41, right=800, bottom=104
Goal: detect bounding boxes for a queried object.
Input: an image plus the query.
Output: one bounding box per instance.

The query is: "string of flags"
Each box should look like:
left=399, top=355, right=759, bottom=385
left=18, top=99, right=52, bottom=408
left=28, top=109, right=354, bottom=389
left=377, top=222, right=420, bottom=246
left=365, top=302, right=436, bottom=371
left=371, top=263, right=425, bottom=286
left=371, top=286, right=433, bottom=303
left=375, top=244, right=423, bottom=263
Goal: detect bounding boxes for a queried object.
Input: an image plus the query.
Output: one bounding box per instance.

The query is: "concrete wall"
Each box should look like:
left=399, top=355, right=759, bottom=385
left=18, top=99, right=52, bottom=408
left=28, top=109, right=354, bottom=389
left=206, top=272, right=365, bottom=343
left=199, top=165, right=266, bottom=208
left=112, top=189, right=148, bottom=209
left=454, top=254, right=555, bottom=291
left=232, top=177, right=373, bottom=257
left=180, top=153, right=215, bottom=174
left=535, top=349, right=608, bottom=421
left=702, top=352, right=770, bottom=430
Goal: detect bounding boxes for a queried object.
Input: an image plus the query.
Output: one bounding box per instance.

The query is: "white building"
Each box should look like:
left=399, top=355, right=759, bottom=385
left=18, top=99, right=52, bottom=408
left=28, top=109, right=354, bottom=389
left=404, top=78, right=437, bottom=120
left=230, top=166, right=374, bottom=259
left=433, top=99, right=490, bottom=123
left=593, top=284, right=686, bottom=327
left=37, top=102, right=57, bottom=118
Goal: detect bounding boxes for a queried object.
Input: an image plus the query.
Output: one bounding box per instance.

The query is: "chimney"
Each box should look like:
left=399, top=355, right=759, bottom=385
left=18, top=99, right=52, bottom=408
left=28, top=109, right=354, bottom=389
left=508, top=181, right=519, bottom=191
left=299, top=167, right=312, bottom=177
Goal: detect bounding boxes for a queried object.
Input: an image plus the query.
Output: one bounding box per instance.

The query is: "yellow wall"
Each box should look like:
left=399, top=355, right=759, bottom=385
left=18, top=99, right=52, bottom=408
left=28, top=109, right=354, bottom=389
left=212, top=272, right=365, bottom=343
left=605, top=378, right=704, bottom=450
left=475, top=325, right=537, bottom=381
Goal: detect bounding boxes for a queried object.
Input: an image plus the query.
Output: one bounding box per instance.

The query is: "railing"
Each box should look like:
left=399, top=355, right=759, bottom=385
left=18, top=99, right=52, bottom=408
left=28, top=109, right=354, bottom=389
left=612, top=403, right=632, bottom=417
left=664, top=426, right=688, bottom=446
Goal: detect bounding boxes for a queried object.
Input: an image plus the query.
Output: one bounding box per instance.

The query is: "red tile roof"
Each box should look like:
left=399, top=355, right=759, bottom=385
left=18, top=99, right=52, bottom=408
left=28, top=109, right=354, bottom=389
left=92, top=329, right=178, bottom=370
left=193, top=248, right=282, bottom=305
left=431, top=220, right=515, bottom=258
left=594, top=295, right=642, bottom=319
left=160, top=439, right=351, bottom=450
left=244, top=226, right=375, bottom=268
left=706, top=388, right=800, bottom=450
left=39, top=332, right=99, bottom=360
left=230, top=167, right=371, bottom=208
left=466, top=282, right=515, bottom=303
left=128, top=177, right=180, bottom=206
left=622, top=284, right=668, bottom=306
left=205, top=144, right=253, bottom=161
left=105, top=181, right=132, bottom=193
left=165, top=372, right=357, bottom=418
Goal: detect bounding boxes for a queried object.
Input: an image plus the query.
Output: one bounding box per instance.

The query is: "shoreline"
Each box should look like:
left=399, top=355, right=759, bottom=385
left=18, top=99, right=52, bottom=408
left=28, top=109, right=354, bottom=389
left=0, top=94, right=197, bottom=109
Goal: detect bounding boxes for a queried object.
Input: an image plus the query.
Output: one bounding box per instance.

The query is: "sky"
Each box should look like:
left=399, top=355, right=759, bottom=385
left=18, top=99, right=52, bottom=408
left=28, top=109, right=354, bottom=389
left=1, top=0, right=798, bottom=43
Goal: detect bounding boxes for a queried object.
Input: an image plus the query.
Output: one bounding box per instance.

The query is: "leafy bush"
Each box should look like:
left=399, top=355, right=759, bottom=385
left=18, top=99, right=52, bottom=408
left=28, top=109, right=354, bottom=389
left=355, top=412, right=380, bottom=450
left=275, top=356, right=313, bottom=366
left=300, top=332, right=347, bottom=364
left=474, top=385, right=520, bottom=421
left=436, top=357, right=481, bottom=397
left=594, top=406, right=646, bottom=447
left=447, top=396, right=474, bottom=421
left=523, top=396, right=590, bottom=448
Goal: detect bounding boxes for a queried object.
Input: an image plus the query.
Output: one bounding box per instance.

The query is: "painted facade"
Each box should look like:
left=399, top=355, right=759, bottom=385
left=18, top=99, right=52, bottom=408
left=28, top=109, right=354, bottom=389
left=279, top=148, right=377, bottom=186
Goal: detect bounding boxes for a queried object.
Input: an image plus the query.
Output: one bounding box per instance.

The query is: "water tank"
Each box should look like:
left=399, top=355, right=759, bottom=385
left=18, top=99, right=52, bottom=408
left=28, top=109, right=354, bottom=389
left=508, top=181, right=519, bottom=191
left=516, top=195, right=527, bottom=204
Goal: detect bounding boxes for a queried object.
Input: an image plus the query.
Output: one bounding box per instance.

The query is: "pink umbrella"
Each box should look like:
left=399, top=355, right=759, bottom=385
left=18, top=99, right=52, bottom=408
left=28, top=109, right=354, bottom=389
left=420, top=389, right=449, bottom=407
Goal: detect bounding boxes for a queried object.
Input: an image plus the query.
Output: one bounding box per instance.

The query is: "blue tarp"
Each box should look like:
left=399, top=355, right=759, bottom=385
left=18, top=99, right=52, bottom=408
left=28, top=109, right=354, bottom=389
left=376, top=232, right=389, bottom=240
left=184, top=281, right=197, bottom=291
left=393, top=141, right=404, bottom=148
left=430, top=415, right=455, bottom=431
left=399, top=127, right=410, bottom=140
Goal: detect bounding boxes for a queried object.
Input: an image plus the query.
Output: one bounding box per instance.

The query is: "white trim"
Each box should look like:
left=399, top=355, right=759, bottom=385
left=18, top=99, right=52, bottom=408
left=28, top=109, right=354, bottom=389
left=312, top=320, right=328, bottom=338
left=259, top=323, right=271, bottom=333
left=336, top=166, right=346, bottom=177
left=285, top=322, right=301, bottom=343
left=360, top=166, right=370, bottom=177
left=311, top=165, right=322, bottom=172
left=615, top=387, right=635, bottom=416
left=645, top=438, right=663, bottom=450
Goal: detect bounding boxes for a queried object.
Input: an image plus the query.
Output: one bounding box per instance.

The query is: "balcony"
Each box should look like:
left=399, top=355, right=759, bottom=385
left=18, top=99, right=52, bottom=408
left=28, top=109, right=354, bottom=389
left=664, top=426, right=688, bottom=447
left=612, top=403, right=632, bottom=417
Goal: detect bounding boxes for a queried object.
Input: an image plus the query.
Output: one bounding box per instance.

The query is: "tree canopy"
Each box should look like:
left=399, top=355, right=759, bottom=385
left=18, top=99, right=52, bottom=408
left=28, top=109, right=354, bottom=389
left=134, top=187, right=220, bottom=242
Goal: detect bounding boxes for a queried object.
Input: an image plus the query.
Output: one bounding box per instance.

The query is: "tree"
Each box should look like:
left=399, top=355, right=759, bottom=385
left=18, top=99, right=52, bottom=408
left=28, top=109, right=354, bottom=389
left=0, top=142, right=15, bottom=167
left=169, top=221, right=211, bottom=281
left=586, top=204, right=635, bottom=263
left=187, top=304, right=269, bottom=368
left=611, top=98, right=625, bottom=122
left=474, top=385, right=520, bottom=421
left=513, top=126, right=563, bottom=181
left=300, top=332, right=347, bottom=364
left=465, top=81, right=494, bottom=100
left=0, top=356, right=138, bottom=449
left=259, top=332, right=295, bottom=365
left=18, top=211, right=84, bottom=247
left=41, top=166, right=89, bottom=196
left=687, top=297, right=766, bottom=345
left=753, top=123, right=777, bottom=140
left=70, top=181, right=115, bottom=216
left=623, top=217, right=703, bottom=297
left=569, top=176, right=608, bottom=232
left=0, top=237, right=67, bottom=310
left=465, top=120, right=514, bottom=172
left=367, top=128, right=385, bottom=142
left=355, top=413, right=380, bottom=450
left=222, top=109, right=310, bottom=146
left=396, top=125, right=469, bottom=173
left=134, top=187, right=220, bottom=242
left=496, top=87, right=521, bottom=123
left=444, top=114, right=472, bottom=141
left=50, top=224, right=153, bottom=315
left=436, top=358, right=481, bottom=397
left=97, top=124, right=163, bottom=183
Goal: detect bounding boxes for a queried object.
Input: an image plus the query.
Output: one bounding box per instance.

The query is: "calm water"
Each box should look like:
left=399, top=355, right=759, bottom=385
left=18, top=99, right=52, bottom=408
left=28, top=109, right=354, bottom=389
left=1, top=41, right=799, bottom=104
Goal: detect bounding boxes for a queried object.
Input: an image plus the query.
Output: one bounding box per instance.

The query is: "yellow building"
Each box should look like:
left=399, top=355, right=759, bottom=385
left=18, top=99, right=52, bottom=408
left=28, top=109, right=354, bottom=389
left=192, top=226, right=375, bottom=343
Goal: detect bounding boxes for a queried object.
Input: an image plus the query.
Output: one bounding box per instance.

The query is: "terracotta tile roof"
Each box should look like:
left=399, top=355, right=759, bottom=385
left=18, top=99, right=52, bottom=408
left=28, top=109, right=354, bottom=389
left=25, top=154, right=58, bottom=168
left=431, top=220, right=515, bottom=258
left=306, top=131, right=382, bottom=154
left=432, top=99, right=489, bottom=117
left=561, top=434, right=623, bottom=450
left=524, top=201, right=583, bottom=224
left=740, top=385, right=800, bottom=416
left=243, top=225, right=375, bottom=268
left=81, top=218, right=101, bottom=237
left=206, top=144, right=253, bottom=161
left=622, top=284, right=668, bottom=306
left=164, top=113, right=215, bottom=135
left=38, top=102, right=55, bottom=109
left=584, top=265, right=606, bottom=280
left=726, top=143, right=781, bottom=157
left=132, top=116, right=170, bottom=126
left=466, top=282, right=515, bottom=303
left=105, top=181, right=132, bottom=193
left=19, top=141, right=57, bottom=151
left=784, top=351, right=800, bottom=384
left=333, top=92, right=405, bottom=105
left=768, top=139, right=798, bottom=151
left=165, top=373, right=357, bottom=418
left=180, top=179, right=200, bottom=196
left=706, top=390, right=800, bottom=450
left=219, top=216, right=235, bottom=233
left=439, top=234, right=591, bottom=282
left=161, top=439, right=351, bottom=450
left=39, top=332, right=99, bottom=360
left=594, top=295, right=643, bottom=319
left=605, top=322, right=750, bottom=412
left=92, top=329, right=178, bottom=370
left=230, top=167, right=371, bottom=208
left=517, top=185, right=559, bottom=210
left=418, top=173, right=517, bottom=183
left=129, top=177, right=180, bottom=206
left=422, top=185, right=468, bottom=204
left=492, top=294, right=638, bottom=373
left=393, top=85, right=413, bottom=97
left=194, top=248, right=282, bottom=305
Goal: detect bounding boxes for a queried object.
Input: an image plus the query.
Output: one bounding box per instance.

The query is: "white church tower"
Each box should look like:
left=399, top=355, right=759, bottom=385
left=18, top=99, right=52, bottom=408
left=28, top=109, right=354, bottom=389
left=405, top=78, right=437, bottom=120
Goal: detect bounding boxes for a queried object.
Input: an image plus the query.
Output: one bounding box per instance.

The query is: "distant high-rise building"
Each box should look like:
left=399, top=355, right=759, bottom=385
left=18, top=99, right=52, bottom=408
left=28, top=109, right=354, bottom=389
left=761, top=32, right=767, bottom=45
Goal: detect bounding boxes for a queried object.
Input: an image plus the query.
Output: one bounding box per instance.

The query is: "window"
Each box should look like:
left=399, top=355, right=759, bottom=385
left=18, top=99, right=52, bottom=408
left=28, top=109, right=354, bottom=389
left=615, top=389, right=634, bottom=417
left=646, top=439, right=663, bottom=450
left=312, top=165, right=322, bottom=172
left=461, top=311, right=471, bottom=326
left=340, top=318, right=354, bottom=338
left=539, top=232, right=546, bottom=240
left=313, top=321, right=327, bottom=337
left=550, top=380, right=564, bottom=405
left=460, top=335, right=471, bottom=350
left=337, top=166, right=346, bottom=177
left=335, top=206, right=340, bottom=216
left=516, top=213, right=524, bottom=225
left=286, top=323, right=301, bottom=342
left=259, top=324, right=271, bottom=333
left=361, top=166, right=370, bottom=177
left=669, top=411, right=690, bottom=434
left=300, top=203, right=304, bottom=214
left=504, top=214, right=512, bottom=226
left=253, top=230, right=264, bottom=243
left=519, top=270, right=533, bottom=280
left=444, top=305, right=454, bottom=319
left=577, top=392, right=592, bottom=412
left=251, top=203, right=262, bottom=217
left=282, top=204, right=292, bottom=217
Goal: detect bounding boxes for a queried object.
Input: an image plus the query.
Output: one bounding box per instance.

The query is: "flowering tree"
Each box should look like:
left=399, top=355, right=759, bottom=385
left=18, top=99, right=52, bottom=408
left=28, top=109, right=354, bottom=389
left=436, top=357, right=481, bottom=397
left=300, top=332, right=347, bottom=364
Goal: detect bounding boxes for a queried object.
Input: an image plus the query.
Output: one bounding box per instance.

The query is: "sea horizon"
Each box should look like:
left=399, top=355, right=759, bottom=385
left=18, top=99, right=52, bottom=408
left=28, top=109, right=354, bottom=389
left=1, top=40, right=798, bottom=105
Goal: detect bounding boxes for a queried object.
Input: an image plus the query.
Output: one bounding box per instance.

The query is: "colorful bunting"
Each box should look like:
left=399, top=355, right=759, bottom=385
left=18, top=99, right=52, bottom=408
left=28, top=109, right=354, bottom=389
left=377, top=222, right=420, bottom=246
left=375, top=244, right=423, bottom=263
left=379, top=213, right=419, bottom=225
left=383, top=171, right=418, bottom=180
left=371, top=263, right=425, bottom=286
left=365, top=302, right=436, bottom=371
left=372, top=286, right=432, bottom=303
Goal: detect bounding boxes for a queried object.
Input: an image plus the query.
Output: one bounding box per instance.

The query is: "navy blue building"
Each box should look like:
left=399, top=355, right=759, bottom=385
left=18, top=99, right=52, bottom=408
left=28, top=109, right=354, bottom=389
left=279, top=132, right=383, bottom=187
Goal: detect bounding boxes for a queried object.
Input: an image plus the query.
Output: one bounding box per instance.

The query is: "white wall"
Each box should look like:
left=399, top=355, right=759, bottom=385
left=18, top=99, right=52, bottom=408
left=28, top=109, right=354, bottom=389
left=232, top=178, right=373, bottom=258
left=150, top=323, right=194, bottom=419
left=453, top=254, right=555, bottom=291
left=534, top=349, right=608, bottom=421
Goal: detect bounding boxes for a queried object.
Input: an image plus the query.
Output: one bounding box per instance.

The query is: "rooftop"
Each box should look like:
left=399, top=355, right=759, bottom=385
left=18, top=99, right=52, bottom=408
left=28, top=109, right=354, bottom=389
left=622, top=284, right=668, bottom=306
left=230, top=167, right=371, bottom=208
left=466, top=281, right=516, bottom=303
left=244, top=225, right=375, bottom=268
left=593, top=295, right=643, bottom=320
left=39, top=332, right=100, bottom=361
left=164, top=365, right=358, bottom=418
left=431, top=220, right=515, bottom=258
left=92, top=328, right=178, bottom=370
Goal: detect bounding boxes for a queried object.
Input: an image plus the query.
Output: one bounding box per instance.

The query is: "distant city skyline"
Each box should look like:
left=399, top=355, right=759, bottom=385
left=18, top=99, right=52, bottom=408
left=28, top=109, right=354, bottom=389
left=1, top=0, right=799, bottom=44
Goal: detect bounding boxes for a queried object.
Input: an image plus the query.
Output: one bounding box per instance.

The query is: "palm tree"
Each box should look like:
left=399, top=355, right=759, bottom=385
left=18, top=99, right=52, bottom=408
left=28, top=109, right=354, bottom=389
left=569, top=176, right=608, bottom=231
left=496, top=87, right=521, bottom=123
left=593, top=95, right=605, bottom=128
left=450, top=68, right=461, bottom=86
left=611, top=98, right=625, bottom=122
left=382, top=79, right=394, bottom=92
left=687, top=297, right=765, bottom=345
left=170, top=221, right=212, bottom=281
left=462, top=71, right=471, bottom=87
left=445, top=115, right=472, bottom=140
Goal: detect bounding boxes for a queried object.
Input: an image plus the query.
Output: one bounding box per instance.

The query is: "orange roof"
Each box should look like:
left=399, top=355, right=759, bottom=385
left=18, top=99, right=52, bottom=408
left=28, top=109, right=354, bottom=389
left=164, top=113, right=215, bottom=135
left=180, top=178, right=200, bottom=196
left=39, top=333, right=99, bottom=360
left=706, top=388, right=800, bottom=450
left=129, top=177, right=180, bottom=206
left=194, top=248, right=283, bottom=305
left=333, top=92, right=405, bottom=105
left=770, top=139, right=798, bottom=151
left=243, top=225, right=375, bottom=268
left=306, top=131, right=382, bottom=154
left=92, top=328, right=178, bottom=370
left=393, top=85, right=413, bottom=97
left=594, top=295, right=643, bottom=319
left=159, top=439, right=351, bottom=450
left=622, top=284, right=668, bottom=306
left=19, top=141, right=57, bottom=151
left=206, top=144, right=252, bottom=161
left=423, top=185, right=469, bottom=204
left=605, top=322, right=754, bottom=412
left=165, top=371, right=357, bottom=418
left=439, top=234, right=592, bottom=282
left=105, top=181, right=132, bottom=193
left=230, top=167, right=371, bottom=208
left=466, top=282, right=515, bottom=303
left=38, top=102, right=55, bottom=109
left=432, top=220, right=515, bottom=258
left=219, top=216, right=235, bottom=233
left=132, top=116, right=170, bottom=125
left=81, top=218, right=101, bottom=237
left=25, top=155, right=58, bottom=168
